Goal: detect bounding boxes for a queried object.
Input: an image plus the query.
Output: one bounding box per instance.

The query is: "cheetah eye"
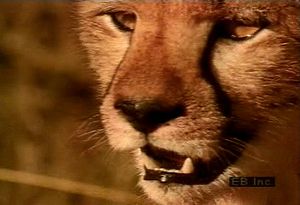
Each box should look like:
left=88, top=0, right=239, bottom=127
left=227, top=24, right=261, bottom=40
left=110, top=11, right=136, bottom=32
left=218, top=20, right=266, bottom=41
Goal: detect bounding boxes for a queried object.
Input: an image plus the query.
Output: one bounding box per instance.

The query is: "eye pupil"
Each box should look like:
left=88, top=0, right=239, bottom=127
left=111, top=12, right=136, bottom=32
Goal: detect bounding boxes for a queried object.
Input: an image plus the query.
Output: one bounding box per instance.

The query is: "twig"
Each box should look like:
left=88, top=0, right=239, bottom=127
left=0, top=168, right=139, bottom=204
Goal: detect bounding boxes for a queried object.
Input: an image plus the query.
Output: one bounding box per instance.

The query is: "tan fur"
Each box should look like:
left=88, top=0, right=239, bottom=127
left=73, top=1, right=300, bottom=204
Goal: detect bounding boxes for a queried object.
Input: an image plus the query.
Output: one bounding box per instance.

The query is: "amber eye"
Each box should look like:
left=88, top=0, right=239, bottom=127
left=218, top=20, right=265, bottom=40
left=228, top=24, right=261, bottom=40
left=110, top=11, right=136, bottom=32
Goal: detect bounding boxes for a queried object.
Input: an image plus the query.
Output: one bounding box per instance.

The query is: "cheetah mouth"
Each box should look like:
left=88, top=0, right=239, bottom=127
left=141, top=144, right=240, bottom=185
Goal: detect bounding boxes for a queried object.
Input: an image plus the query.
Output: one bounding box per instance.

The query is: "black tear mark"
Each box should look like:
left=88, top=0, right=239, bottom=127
left=199, top=24, right=232, bottom=118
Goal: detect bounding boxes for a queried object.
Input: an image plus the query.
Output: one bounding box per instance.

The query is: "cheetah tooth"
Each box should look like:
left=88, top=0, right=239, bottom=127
left=180, top=158, right=194, bottom=174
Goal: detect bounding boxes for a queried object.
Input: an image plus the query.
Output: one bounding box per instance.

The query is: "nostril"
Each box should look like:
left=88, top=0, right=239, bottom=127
left=114, top=100, right=138, bottom=118
left=114, top=100, right=185, bottom=133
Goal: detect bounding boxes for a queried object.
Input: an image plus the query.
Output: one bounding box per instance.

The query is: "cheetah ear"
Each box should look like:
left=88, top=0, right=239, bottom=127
left=69, top=112, right=107, bottom=156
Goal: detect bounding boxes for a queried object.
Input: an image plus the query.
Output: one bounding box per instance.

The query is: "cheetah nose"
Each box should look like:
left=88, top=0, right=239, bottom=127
left=114, top=100, right=185, bottom=134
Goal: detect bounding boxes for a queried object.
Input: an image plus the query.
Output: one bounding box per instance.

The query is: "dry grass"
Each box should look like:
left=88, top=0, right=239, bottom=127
left=0, top=168, right=139, bottom=204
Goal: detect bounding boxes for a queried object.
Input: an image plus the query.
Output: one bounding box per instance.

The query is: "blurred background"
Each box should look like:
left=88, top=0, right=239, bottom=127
left=0, top=2, right=138, bottom=205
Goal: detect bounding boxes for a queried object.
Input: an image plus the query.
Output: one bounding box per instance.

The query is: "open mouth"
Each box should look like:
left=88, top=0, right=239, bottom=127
left=140, top=121, right=255, bottom=185
left=141, top=143, right=243, bottom=185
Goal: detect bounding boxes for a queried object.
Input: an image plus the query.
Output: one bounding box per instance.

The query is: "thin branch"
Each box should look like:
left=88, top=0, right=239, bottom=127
left=0, top=168, right=139, bottom=205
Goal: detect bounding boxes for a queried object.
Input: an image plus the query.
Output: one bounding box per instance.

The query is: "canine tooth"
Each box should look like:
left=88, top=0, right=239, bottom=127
left=181, top=158, right=194, bottom=174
